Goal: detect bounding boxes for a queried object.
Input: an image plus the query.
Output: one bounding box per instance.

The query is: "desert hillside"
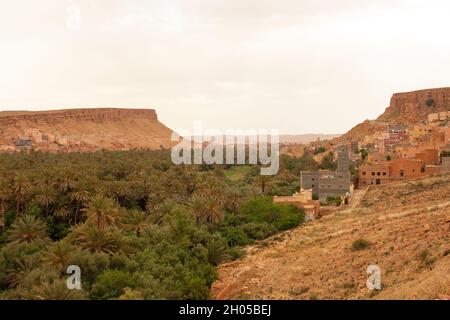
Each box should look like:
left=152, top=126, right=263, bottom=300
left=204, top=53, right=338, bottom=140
left=212, top=174, right=450, bottom=300
left=378, top=87, right=450, bottom=124
left=331, top=87, right=450, bottom=146
left=0, top=108, right=175, bottom=152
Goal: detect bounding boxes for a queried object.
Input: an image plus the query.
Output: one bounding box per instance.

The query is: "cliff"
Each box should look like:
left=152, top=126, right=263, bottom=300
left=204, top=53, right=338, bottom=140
left=0, top=108, right=175, bottom=152
left=378, top=87, right=450, bottom=123
left=331, top=87, right=450, bottom=145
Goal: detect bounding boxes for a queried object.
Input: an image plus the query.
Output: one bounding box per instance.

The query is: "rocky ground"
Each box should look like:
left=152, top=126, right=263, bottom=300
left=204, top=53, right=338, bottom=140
left=211, top=174, right=450, bottom=300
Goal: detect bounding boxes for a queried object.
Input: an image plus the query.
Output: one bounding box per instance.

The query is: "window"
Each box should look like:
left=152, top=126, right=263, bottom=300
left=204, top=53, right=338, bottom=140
left=362, top=172, right=366, bottom=176
left=383, top=172, right=386, bottom=176
left=372, top=172, right=375, bottom=176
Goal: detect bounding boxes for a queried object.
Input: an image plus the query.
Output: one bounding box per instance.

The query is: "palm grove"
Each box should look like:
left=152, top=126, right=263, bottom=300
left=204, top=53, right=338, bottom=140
left=0, top=149, right=328, bottom=300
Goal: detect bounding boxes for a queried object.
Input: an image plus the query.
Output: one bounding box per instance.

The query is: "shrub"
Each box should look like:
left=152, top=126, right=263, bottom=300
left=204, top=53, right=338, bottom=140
left=326, top=196, right=342, bottom=206
left=425, top=98, right=435, bottom=107
left=90, top=270, right=136, bottom=300
left=239, top=197, right=304, bottom=232
left=228, top=247, right=245, bottom=260
left=352, top=239, right=370, bottom=250
left=221, top=227, right=253, bottom=247
left=240, top=222, right=275, bottom=240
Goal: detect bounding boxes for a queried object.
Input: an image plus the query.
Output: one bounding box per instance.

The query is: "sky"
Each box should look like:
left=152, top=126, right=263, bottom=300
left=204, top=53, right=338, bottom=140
left=1, top=0, right=449, bottom=134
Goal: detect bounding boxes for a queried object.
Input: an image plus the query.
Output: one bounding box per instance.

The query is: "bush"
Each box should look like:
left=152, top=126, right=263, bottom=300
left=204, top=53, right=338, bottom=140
left=90, top=270, right=136, bottom=300
left=228, top=247, right=245, bottom=260
left=240, top=222, right=275, bottom=240
left=239, top=197, right=304, bottom=232
left=326, top=196, right=342, bottom=206
left=425, top=98, right=435, bottom=107
left=222, top=227, right=253, bottom=247
left=352, top=239, right=370, bottom=250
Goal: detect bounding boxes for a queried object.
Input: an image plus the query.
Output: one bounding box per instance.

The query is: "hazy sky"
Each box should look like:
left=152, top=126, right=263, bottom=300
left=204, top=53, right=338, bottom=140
left=1, top=0, right=449, bottom=134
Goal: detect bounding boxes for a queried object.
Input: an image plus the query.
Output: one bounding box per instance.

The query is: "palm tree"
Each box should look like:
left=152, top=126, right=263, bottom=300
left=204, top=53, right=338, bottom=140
left=55, top=169, right=77, bottom=194
left=0, top=178, right=11, bottom=213
left=190, top=195, right=224, bottom=224
left=69, top=222, right=130, bottom=254
left=206, top=239, right=230, bottom=265
left=43, top=240, right=75, bottom=273
left=118, top=209, right=152, bottom=237
left=82, top=196, right=119, bottom=230
left=7, top=215, right=50, bottom=244
left=29, top=280, right=86, bottom=300
left=6, top=254, right=41, bottom=288
left=35, top=185, right=57, bottom=216
left=69, top=184, right=90, bottom=224
left=12, top=172, right=30, bottom=214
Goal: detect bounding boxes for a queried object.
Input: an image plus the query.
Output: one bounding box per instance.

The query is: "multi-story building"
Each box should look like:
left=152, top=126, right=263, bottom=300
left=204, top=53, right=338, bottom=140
left=301, top=170, right=352, bottom=201
left=358, top=158, right=425, bottom=187
left=367, top=152, right=388, bottom=164
left=336, top=145, right=352, bottom=171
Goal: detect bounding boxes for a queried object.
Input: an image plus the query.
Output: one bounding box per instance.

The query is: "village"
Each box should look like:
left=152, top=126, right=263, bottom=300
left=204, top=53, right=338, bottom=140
left=273, top=111, right=450, bottom=221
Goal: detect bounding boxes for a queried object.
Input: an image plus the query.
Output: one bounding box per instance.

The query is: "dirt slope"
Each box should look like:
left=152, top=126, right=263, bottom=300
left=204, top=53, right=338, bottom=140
left=211, top=174, right=450, bottom=300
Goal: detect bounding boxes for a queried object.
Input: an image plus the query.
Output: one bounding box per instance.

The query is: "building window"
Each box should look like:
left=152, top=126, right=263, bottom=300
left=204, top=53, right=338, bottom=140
left=362, top=172, right=366, bottom=176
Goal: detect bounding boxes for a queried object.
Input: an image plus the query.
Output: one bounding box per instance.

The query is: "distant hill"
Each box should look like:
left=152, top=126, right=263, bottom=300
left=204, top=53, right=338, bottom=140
left=0, top=108, right=175, bottom=152
left=279, top=134, right=342, bottom=144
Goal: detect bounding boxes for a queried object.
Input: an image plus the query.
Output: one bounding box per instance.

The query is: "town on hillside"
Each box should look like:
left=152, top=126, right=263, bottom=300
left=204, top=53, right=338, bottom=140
left=273, top=110, right=450, bottom=221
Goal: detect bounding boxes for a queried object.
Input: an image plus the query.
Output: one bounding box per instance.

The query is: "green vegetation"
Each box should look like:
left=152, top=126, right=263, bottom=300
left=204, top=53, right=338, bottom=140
left=418, top=250, right=436, bottom=270
left=425, top=98, right=435, bottom=107
left=313, top=147, right=326, bottom=155
left=359, top=148, right=368, bottom=161
left=223, top=166, right=251, bottom=181
left=319, top=152, right=336, bottom=170
left=352, top=239, right=370, bottom=250
left=0, top=150, right=308, bottom=300
left=324, top=196, right=342, bottom=207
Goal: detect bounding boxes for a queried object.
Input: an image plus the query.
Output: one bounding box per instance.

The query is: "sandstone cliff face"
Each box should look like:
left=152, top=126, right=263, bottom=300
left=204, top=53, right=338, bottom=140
left=0, top=108, right=175, bottom=152
left=378, top=87, right=450, bottom=123
left=331, top=87, right=450, bottom=146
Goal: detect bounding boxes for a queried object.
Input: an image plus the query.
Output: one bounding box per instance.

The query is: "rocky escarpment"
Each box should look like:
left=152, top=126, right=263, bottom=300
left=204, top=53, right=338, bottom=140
left=329, top=87, right=450, bottom=146
left=0, top=108, right=175, bottom=152
left=378, top=87, right=450, bottom=124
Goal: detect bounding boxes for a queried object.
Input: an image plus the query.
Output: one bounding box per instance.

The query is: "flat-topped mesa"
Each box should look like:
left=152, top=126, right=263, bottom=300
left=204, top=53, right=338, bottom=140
left=378, top=87, right=450, bottom=123
left=0, top=108, right=158, bottom=125
left=0, top=108, right=174, bottom=152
